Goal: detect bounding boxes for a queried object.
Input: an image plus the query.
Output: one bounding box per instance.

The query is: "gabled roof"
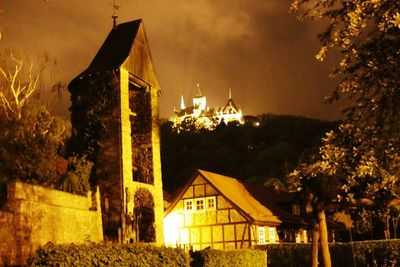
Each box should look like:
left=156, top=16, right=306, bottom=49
left=78, top=20, right=141, bottom=78
left=240, top=182, right=307, bottom=226
left=69, top=19, right=161, bottom=95
left=166, top=169, right=282, bottom=225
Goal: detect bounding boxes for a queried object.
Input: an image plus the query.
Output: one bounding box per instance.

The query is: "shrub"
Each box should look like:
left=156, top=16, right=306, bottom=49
left=28, top=242, right=191, bottom=267
left=191, top=248, right=266, bottom=267
left=258, top=239, right=400, bottom=267
left=257, top=243, right=312, bottom=267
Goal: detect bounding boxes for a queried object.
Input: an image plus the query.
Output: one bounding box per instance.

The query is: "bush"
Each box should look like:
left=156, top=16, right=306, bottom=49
left=258, top=239, right=400, bottom=267
left=191, top=249, right=266, bottom=267
left=257, top=243, right=312, bottom=267
left=28, top=242, right=191, bottom=267
left=330, top=240, right=400, bottom=267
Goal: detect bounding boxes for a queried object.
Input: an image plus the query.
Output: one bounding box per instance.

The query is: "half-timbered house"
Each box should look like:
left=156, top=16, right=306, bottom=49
left=164, top=170, right=285, bottom=250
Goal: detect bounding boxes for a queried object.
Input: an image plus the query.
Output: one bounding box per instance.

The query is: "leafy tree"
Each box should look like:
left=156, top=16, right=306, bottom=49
left=0, top=51, right=91, bottom=195
left=291, top=0, right=400, bottom=133
left=59, top=155, right=92, bottom=195
left=289, top=131, right=344, bottom=267
left=290, top=1, right=400, bottom=265
left=0, top=101, right=70, bottom=185
left=291, top=124, right=400, bottom=265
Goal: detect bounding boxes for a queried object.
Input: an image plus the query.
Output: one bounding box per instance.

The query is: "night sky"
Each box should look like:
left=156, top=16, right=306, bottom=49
left=1, top=0, right=345, bottom=120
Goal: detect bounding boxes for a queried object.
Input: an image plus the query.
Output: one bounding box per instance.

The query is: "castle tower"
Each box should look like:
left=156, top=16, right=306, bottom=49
left=68, top=19, right=164, bottom=244
left=180, top=95, right=185, bottom=110
left=192, top=83, right=206, bottom=112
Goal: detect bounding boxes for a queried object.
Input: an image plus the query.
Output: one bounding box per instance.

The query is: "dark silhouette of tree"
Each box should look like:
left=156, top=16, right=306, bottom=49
left=160, top=114, right=338, bottom=192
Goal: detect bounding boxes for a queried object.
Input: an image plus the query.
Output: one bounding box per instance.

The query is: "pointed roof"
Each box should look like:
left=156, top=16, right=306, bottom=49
left=225, top=90, right=240, bottom=111
left=79, top=20, right=141, bottom=77
left=195, top=83, right=202, bottom=97
left=69, top=19, right=161, bottom=95
left=180, top=95, right=185, bottom=110
left=166, top=169, right=282, bottom=225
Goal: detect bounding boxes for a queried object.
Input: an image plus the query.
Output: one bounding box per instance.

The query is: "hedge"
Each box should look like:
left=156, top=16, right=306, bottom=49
left=28, top=242, right=191, bottom=267
left=257, top=239, right=400, bottom=267
left=191, top=249, right=266, bottom=267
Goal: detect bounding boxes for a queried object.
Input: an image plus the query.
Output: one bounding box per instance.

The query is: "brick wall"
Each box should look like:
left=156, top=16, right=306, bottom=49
left=0, top=180, right=103, bottom=266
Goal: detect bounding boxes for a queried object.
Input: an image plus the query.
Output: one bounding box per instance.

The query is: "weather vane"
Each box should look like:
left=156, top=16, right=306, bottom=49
left=111, top=0, right=120, bottom=29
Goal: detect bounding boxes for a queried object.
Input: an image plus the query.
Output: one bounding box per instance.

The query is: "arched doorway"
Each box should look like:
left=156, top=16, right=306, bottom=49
left=133, top=188, right=155, bottom=242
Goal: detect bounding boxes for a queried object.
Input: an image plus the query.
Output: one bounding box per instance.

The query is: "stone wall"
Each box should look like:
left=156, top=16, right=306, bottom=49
left=0, top=180, right=103, bottom=266
left=0, top=210, right=15, bottom=265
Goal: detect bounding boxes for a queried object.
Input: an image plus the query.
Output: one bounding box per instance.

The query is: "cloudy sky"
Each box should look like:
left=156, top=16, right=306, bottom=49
left=1, top=0, right=344, bottom=120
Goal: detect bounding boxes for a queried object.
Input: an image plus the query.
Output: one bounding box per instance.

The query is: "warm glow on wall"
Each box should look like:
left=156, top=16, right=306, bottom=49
left=163, top=212, right=184, bottom=246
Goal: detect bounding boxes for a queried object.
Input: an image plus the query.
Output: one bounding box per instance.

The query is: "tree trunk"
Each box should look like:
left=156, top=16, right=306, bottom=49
left=384, top=214, right=390, bottom=239
left=312, top=221, right=320, bottom=267
left=318, top=210, right=331, bottom=267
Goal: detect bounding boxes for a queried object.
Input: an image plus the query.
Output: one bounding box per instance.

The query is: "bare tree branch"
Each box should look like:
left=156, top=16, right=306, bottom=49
left=0, top=52, right=44, bottom=119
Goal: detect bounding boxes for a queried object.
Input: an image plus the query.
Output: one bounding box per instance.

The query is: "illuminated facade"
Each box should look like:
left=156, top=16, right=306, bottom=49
left=164, top=170, right=283, bottom=250
left=170, top=87, right=243, bottom=131
left=69, top=19, right=164, bottom=244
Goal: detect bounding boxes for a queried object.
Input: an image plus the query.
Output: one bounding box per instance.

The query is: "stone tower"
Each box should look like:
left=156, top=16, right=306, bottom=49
left=68, top=19, right=164, bottom=244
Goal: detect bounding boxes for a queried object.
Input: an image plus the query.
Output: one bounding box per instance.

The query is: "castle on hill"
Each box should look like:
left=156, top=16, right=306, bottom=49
left=170, top=84, right=243, bottom=131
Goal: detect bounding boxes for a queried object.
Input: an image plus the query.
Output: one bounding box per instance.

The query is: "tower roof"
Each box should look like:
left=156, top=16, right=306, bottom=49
left=79, top=20, right=141, bottom=77
left=69, top=19, right=161, bottom=94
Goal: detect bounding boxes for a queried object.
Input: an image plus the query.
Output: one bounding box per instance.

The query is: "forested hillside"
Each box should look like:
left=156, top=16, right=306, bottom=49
left=160, top=114, right=338, bottom=192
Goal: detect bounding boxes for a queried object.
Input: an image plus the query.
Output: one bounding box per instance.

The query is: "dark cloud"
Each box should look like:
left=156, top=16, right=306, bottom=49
left=1, top=0, right=344, bottom=120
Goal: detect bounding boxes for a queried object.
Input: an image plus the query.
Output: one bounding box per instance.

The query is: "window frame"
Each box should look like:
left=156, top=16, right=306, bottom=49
left=258, top=226, right=266, bottom=245
left=206, top=196, right=216, bottom=210
left=195, top=198, right=205, bottom=212
left=183, top=199, right=193, bottom=212
left=268, top=227, right=276, bottom=243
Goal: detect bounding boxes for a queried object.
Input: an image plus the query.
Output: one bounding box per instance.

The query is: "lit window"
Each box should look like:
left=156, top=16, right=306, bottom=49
left=196, top=199, right=204, bottom=211
left=184, top=200, right=193, bottom=211
left=269, top=227, right=276, bottom=243
left=207, top=197, right=216, bottom=209
left=258, top=227, right=266, bottom=245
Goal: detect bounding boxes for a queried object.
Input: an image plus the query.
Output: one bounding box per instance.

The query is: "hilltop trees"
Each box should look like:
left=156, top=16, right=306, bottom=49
left=160, top=114, right=337, bottom=192
left=290, top=0, right=400, bottom=266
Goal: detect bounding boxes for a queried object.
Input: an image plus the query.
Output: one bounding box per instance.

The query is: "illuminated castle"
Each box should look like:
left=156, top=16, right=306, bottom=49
left=171, top=84, right=243, bottom=131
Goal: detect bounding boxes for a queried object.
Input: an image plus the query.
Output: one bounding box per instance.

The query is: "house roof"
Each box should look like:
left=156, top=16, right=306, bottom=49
left=240, top=182, right=307, bottom=226
left=199, top=170, right=281, bottom=225
left=166, top=169, right=282, bottom=225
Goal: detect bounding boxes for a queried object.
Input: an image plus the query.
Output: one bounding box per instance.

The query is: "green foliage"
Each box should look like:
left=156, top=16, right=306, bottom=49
left=291, top=0, right=400, bottom=133
left=290, top=123, right=400, bottom=238
left=0, top=101, right=71, bottom=186
left=259, top=239, right=400, bottom=267
left=28, top=242, right=191, bottom=267
left=258, top=243, right=312, bottom=267
left=59, top=155, right=92, bottom=195
left=68, top=72, right=119, bottom=184
left=69, top=72, right=118, bottom=159
left=161, top=114, right=337, bottom=192
left=172, top=116, right=219, bottom=133
left=0, top=51, right=94, bottom=196
left=191, top=249, right=266, bottom=267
